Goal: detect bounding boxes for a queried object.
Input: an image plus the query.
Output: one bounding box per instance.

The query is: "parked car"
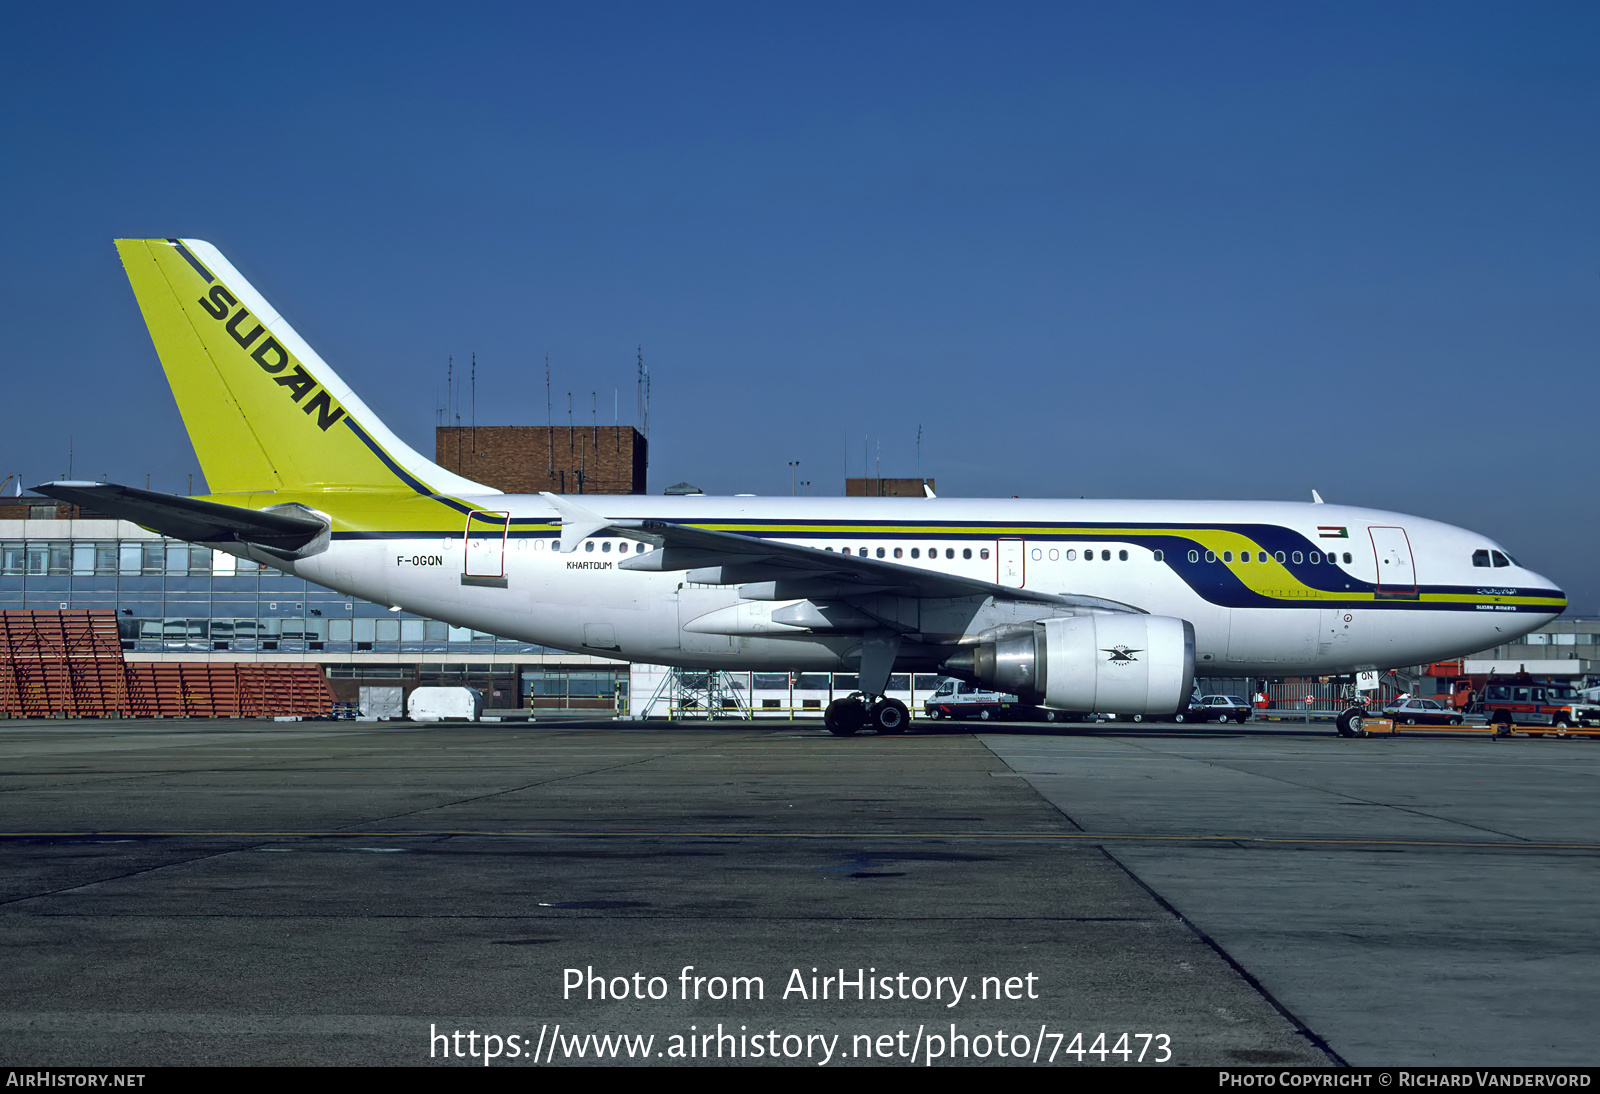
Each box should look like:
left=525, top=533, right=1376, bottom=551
left=1172, top=694, right=1253, bottom=724
left=1382, top=697, right=1463, bottom=726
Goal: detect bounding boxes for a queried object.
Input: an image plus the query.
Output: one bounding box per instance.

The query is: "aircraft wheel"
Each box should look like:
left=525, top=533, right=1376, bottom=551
left=1336, top=707, right=1367, bottom=738
left=824, top=697, right=866, bottom=737
left=871, top=699, right=909, bottom=735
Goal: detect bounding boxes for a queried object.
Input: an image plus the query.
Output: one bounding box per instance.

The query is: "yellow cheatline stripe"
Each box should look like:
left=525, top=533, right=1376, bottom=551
left=6, top=830, right=1598, bottom=850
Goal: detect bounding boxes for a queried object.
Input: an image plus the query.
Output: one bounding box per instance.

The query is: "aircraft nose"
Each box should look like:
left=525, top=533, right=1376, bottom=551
left=1523, top=568, right=1567, bottom=617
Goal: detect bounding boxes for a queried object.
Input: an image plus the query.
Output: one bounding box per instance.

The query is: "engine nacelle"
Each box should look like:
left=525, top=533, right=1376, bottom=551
left=960, top=614, right=1195, bottom=715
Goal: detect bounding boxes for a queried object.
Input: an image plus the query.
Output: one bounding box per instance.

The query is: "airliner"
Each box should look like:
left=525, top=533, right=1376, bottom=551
left=37, top=239, right=1567, bottom=736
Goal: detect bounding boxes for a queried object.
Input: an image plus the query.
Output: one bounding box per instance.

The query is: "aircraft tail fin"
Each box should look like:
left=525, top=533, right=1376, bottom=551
left=114, top=238, right=496, bottom=498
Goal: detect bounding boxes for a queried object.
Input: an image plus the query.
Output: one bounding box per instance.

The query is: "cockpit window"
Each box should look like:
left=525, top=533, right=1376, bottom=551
left=1473, top=549, right=1491, bottom=567
left=1491, top=550, right=1511, bottom=568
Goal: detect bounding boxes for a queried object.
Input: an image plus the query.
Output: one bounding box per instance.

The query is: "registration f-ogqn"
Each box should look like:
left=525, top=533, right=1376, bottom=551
left=38, top=239, right=1568, bottom=735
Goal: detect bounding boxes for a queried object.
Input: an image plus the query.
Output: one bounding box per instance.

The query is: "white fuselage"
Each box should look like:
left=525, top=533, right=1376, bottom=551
left=277, top=495, right=1562, bottom=678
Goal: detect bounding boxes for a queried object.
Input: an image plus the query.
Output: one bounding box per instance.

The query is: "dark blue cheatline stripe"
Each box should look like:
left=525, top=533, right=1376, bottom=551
left=167, top=240, right=214, bottom=283
left=342, top=418, right=476, bottom=517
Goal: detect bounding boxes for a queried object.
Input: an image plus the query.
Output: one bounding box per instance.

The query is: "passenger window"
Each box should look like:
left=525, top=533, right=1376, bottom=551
left=1031, top=548, right=1042, bottom=560
left=1067, top=550, right=1078, bottom=561
left=1153, top=550, right=1163, bottom=561
left=1223, top=551, right=1233, bottom=563
left=946, top=549, right=954, bottom=559
left=1309, top=551, right=1321, bottom=564
left=1292, top=551, right=1303, bottom=564
left=1187, top=550, right=1199, bottom=563
left=893, top=548, right=902, bottom=559
left=1239, top=551, right=1250, bottom=563
left=876, top=548, right=885, bottom=558
left=980, top=549, right=989, bottom=560
left=1274, top=551, right=1285, bottom=563
left=962, top=548, right=972, bottom=559
left=618, top=542, right=629, bottom=553
left=602, top=541, right=611, bottom=552
left=584, top=541, right=595, bottom=552
left=1342, top=552, right=1352, bottom=564
left=1101, top=550, right=1110, bottom=561
left=910, top=548, right=919, bottom=559
left=1204, top=551, right=1216, bottom=563
left=1118, top=550, right=1128, bottom=561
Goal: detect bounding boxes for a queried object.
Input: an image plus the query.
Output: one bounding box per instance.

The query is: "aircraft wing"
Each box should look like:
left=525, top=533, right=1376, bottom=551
left=542, top=493, right=1140, bottom=613
left=33, top=481, right=326, bottom=552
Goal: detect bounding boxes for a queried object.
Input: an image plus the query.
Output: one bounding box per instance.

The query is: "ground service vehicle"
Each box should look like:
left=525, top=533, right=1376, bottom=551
left=38, top=239, right=1566, bottom=737
left=1474, top=680, right=1600, bottom=729
left=923, top=679, right=1016, bottom=721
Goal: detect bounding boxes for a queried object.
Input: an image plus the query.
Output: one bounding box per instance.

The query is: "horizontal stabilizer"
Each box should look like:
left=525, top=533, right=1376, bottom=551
left=33, top=482, right=326, bottom=552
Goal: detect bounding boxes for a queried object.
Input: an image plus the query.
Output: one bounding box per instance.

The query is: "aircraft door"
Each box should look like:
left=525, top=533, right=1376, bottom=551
left=1368, top=526, right=1418, bottom=598
left=998, top=538, right=1025, bottom=588
left=462, top=510, right=511, bottom=587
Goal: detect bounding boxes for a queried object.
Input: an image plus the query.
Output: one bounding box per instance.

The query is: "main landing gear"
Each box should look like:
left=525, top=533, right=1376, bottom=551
left=825, top=695, right=910, bottom=736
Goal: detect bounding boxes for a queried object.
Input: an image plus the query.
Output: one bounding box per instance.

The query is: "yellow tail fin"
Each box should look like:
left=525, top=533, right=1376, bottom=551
left=115, top=238, right=495, bottom=498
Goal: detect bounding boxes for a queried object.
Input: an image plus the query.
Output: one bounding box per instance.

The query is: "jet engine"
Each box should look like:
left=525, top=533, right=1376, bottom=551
left=945, top=614, right=1195, bottom=715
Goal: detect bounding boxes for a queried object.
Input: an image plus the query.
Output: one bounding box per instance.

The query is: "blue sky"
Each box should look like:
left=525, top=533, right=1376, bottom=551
left=3, top=2, right=1598, bottom=606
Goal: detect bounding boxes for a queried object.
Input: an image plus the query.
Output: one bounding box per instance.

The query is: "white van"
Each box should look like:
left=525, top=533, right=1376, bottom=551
left=923, top=678, right=1022, bottom=721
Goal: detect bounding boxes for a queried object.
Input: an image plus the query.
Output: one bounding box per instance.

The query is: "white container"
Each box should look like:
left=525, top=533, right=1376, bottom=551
left=406, top=686, right=483, bottom=722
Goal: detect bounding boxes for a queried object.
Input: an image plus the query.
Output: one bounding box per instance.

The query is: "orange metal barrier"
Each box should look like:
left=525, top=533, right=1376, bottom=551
left=0, top=609, right=332, bottom=719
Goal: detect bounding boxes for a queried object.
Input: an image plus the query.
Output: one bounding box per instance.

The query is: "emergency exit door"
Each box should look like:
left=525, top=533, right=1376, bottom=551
left=998, top=538, right=1025, bottom=588
left=462, top=510, right=511, bottom=587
